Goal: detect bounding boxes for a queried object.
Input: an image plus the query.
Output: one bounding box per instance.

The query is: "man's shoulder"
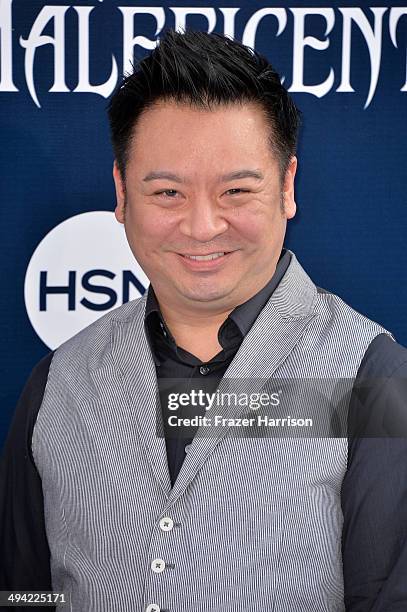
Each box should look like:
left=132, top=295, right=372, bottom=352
left=358, top=332, right=407, bottom=378
left=283, top=253, right=393, bottom=341
left=312, top=283, right=407, bottom=370
left=314, top=284, right=393, bottom=338
left=54, top=295, right=147, bottom=361
left=34, top=295, right=148, bottom=395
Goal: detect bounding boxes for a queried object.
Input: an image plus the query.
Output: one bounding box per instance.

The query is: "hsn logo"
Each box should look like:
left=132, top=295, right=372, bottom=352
left=24, top=211, right=150, bottom=349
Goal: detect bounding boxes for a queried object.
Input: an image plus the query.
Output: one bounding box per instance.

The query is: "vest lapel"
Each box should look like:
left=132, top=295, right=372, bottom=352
left=110, top=295, right=172, bottom=498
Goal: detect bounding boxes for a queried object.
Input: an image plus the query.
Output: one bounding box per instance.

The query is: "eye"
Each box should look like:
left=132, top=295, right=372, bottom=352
left=225, top=188, right=250, bottom=195
left=155, top=189, right=179, bottom=198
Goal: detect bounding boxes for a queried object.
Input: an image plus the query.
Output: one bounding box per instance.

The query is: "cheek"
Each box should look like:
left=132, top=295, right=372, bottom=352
left=230, top=204, right=279, bottom=245
left=126, top=204, right=178, bottom=248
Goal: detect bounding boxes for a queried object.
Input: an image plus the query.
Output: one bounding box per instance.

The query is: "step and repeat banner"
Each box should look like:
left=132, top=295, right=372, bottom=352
left=0, top=0, right=406, bottom=447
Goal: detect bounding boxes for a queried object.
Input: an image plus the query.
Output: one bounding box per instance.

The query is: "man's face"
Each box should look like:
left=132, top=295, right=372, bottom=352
left=113, top=100, right=297, bottom=315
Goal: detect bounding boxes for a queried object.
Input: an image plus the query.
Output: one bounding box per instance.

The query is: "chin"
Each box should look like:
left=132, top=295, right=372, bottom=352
left=179, top=286, right=234, bottom=304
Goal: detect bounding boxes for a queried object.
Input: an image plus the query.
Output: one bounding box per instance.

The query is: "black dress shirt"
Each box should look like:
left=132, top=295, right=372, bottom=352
left=1, top=247, right=407, bottom=611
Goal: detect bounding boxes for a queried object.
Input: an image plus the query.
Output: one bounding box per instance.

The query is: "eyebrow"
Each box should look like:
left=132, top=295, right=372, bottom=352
left=221, top=169, right=264, bottom=182
left=143, top=171, right=184, bottom=183
left=142, top=169, right=264, bottom=183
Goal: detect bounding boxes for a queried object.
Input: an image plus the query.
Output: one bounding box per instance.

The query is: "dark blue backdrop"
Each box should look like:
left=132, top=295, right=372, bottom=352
left=1, top=0, right=406, bottom=448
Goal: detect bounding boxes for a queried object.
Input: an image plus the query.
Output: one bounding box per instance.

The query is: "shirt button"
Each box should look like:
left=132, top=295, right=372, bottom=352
left=185, top=444, right=191, bottom=454
left=151, top=558, right=166, bottom=573
left=146, top=605, right=160, bottom=612
left=159, top=517, right=174, bottom=532
left=159, top=321, right=167, bottom=337
left=199, top=365, right=210, bottom=375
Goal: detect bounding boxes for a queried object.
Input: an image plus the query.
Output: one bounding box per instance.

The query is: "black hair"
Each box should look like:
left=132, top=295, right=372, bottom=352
left=108, top=28, right=301, bottom=184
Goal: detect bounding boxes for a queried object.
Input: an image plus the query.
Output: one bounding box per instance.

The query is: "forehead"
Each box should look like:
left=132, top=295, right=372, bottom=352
left=127, top=99, right=276, bottom=171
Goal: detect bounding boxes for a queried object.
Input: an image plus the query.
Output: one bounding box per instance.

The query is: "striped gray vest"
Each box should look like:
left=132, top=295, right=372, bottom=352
left=32, top=250, right=392, bottom=611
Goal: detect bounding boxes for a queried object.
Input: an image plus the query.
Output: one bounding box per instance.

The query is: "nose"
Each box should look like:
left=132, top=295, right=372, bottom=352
left=178, top=196, right=229, bottom=243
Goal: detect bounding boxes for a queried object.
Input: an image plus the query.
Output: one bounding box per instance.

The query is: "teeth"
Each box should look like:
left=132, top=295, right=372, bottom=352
left=184, top=252, right=225, bottom=261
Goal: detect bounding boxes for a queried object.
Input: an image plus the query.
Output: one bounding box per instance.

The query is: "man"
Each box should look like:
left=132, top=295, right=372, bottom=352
left=1, top=28, right=407, bottom=612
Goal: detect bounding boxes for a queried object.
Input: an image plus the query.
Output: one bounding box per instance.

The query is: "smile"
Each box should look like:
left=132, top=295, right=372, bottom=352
left=182, top=252, right=226, bottom=261
left=176, top=251, right=234, bottom=270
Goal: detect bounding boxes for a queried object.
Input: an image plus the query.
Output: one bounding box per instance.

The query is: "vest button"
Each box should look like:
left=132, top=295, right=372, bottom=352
left=146, top=605, right=161, bottom=612
left=199, top=365, right=210, bottom=375
left=159, top=517, right=174, bottom=531
left=151, top=558, right=166, bottom=573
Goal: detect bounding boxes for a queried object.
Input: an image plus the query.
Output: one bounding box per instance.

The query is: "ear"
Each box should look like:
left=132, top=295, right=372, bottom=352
left=282, top=156, right=297, bottom=219
left=113, top=160, right=126, bottom=224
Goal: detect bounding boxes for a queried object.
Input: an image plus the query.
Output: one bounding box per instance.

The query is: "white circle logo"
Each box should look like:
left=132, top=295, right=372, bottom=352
left=24, top=211, right=150, bottom=349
